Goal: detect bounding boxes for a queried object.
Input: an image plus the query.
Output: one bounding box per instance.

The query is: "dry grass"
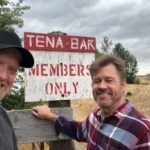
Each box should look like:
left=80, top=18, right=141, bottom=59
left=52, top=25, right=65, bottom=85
left=18, top=142, right=49, bottom=150
left=126, top=84, right=150, bottom=118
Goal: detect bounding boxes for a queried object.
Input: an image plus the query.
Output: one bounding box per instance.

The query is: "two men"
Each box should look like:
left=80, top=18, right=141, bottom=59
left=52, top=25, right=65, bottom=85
left=0, top=29, right=34, bottom=150
left=32, top=55, right=150, bottom=150
left=0, top=28, right=149, bottom=150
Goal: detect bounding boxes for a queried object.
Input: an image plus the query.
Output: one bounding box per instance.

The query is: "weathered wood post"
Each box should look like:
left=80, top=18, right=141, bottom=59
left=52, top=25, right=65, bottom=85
left=48, top=100, right=75, bottom=150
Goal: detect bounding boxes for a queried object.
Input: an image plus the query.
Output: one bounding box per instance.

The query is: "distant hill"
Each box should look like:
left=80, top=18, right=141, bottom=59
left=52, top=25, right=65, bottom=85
left=137, top=74, right=150, bottom=77
left=146, top=74, right=150, bottom=77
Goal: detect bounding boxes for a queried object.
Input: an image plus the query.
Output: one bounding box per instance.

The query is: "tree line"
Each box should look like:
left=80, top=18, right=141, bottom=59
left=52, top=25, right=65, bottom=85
left=96, top=36, right=138, bottom=84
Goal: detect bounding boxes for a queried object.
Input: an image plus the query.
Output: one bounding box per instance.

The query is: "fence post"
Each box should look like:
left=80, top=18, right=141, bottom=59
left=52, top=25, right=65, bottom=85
left=48, top=100, right=75, bottom=150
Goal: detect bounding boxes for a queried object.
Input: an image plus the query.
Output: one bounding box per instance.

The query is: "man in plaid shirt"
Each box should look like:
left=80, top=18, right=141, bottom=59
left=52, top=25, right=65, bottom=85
left=32, top=54, right=150, bottom=150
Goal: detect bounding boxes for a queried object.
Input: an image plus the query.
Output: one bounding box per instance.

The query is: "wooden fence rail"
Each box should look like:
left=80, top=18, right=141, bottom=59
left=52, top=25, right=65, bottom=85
left=7, top=107, right=72, bottom=144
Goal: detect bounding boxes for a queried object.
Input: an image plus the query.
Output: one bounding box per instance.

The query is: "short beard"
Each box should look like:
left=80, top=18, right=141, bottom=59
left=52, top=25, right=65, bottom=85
left=95, top=91, right=124, bottom=111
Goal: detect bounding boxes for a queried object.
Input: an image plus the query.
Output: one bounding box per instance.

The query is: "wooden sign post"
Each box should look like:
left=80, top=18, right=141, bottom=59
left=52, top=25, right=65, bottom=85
left=48, top=100, right=75, bottom=150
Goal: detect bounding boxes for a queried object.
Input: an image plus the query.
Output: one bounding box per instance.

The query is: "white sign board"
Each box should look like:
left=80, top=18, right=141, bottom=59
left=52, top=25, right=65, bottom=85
left=24, top=32, right=96, bottom=102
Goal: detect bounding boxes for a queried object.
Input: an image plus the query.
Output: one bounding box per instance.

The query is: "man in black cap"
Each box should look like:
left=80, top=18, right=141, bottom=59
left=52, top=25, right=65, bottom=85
left=0, top=29, right=34, bottom=150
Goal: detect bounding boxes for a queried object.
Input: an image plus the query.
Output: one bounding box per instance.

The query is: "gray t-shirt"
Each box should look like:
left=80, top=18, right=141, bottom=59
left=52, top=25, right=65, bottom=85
left=0, top=106, right=18, bottom=150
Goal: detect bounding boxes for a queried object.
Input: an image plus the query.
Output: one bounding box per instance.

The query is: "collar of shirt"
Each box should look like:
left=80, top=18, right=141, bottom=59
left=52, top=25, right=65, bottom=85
left=96, top=99, right=132, bottom=121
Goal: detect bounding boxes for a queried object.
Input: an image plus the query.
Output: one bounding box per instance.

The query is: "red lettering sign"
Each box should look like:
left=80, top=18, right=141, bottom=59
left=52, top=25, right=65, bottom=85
left=24, top=32, right=96, bottom=52
left=28, top=63, right=90, bottom=77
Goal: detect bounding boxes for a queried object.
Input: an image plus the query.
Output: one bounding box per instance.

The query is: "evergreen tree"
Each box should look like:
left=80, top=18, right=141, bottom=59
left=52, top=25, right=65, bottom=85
left=101, top=36, right=112, bottom=53
left=113, top=43, right=138, bottom=84
left=95, top=48, right=103, bottom=59
left=96, top=36, right=112, bottom=58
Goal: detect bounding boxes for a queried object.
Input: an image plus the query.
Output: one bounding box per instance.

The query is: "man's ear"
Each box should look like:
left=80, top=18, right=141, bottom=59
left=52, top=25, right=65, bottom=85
left=121, top=79, right=127, bottom=92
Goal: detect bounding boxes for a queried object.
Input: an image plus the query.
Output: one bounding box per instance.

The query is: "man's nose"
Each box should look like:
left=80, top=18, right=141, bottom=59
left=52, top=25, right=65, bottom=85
left=0, top=67, right=9, bottom=81
left=98, top=80, right=107, bottom=89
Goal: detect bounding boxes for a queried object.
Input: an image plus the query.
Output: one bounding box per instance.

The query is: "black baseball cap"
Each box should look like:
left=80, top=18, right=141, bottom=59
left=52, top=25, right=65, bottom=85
left=0, top=29, right=34, bottom=68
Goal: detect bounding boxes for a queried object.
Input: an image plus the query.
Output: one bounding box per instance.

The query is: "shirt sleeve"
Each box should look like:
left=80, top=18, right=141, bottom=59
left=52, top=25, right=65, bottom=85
left=134, top=128, right=150, bottom=150
left=55, top=116, right=88, bottom=142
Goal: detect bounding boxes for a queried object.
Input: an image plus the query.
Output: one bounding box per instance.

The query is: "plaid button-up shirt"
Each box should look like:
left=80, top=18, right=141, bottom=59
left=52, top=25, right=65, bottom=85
left=55, top=100, right=150, bottom=150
